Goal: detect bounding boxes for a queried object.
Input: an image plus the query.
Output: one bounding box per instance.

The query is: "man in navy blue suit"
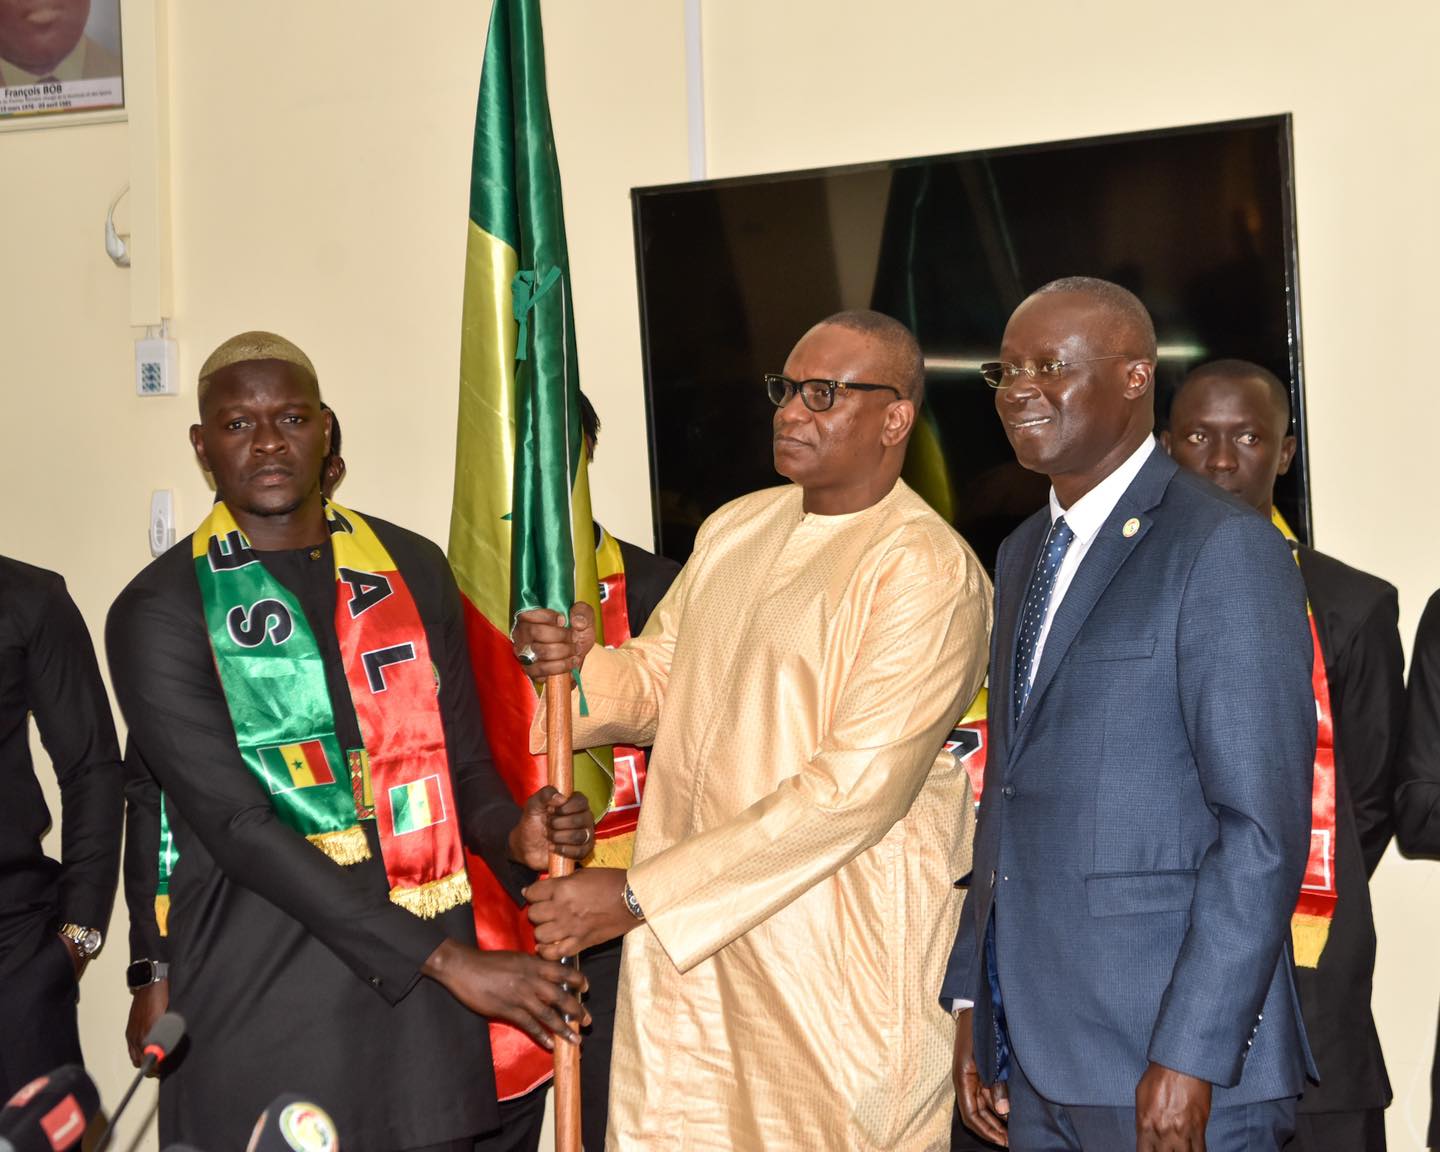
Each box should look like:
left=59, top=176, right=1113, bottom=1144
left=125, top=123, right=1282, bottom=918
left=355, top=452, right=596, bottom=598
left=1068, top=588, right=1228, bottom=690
left=943, top=278, right=1317, bottom=1151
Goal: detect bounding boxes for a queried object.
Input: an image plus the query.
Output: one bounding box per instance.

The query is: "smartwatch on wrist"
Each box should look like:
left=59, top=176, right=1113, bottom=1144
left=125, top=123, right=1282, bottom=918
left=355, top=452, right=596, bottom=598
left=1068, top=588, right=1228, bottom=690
left=126, top=959, right=170, bottom=991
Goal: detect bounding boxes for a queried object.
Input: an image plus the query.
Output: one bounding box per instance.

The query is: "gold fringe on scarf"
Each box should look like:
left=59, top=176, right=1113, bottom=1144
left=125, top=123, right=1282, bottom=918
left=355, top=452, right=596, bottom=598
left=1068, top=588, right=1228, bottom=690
left=1292, top=912, right=1332, bottom=969
left=389, top=867, right=473, bottom=918
left=155, top=893, right=170, bottom=938
left=307, top=825, right=372, bottom=866
left=588, top=830, right=636, bottom=871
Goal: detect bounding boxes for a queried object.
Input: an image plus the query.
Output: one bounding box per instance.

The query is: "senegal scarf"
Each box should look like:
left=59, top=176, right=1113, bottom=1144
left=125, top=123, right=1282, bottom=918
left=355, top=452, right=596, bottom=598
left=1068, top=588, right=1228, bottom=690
left=947, top=685, right=988, bottom=811
left=190, top=500, right=471, bottom=918
left=1273, top=509, right=1338, bottom=968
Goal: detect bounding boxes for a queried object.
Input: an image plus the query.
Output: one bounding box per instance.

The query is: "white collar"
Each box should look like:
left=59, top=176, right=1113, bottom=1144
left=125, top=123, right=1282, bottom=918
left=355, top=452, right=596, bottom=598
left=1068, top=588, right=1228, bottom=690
left=1047, top=435, right=1156, bottom=544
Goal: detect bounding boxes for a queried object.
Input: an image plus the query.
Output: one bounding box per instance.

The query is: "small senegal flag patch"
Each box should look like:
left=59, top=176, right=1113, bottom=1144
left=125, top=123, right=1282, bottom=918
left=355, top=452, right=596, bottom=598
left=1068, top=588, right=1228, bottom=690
left=258, top=740, right=336, bottom=793
left=389, top=775, right=446, bottom=835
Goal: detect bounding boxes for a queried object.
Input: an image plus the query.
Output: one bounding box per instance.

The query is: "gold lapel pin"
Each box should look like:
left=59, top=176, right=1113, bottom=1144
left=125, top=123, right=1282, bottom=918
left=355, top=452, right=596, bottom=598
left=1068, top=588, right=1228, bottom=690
left=1122, top=517, right=1140, bottom=538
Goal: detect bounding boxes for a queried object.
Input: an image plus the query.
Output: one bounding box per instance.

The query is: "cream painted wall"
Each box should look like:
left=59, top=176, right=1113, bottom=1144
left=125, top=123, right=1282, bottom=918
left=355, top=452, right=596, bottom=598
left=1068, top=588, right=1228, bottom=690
left=4, top=0, right=1439, bottom=1149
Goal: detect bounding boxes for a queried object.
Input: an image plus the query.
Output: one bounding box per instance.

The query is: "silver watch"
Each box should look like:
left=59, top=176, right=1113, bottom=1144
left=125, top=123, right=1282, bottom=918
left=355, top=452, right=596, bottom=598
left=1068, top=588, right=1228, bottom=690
left=59, top=923, right=103, bottom=960
left=621, top=882, right=645, bottom=922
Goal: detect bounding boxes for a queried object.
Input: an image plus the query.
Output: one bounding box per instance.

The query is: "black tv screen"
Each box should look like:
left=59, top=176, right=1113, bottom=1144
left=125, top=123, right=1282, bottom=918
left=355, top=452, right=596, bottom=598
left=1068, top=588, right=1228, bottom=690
left=632, top=115, right=1308, bottom=568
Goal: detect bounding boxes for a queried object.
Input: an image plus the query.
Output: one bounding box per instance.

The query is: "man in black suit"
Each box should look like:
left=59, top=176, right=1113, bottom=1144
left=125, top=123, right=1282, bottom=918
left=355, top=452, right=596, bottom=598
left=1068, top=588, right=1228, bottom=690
left=1394, top=588, right=1440, bottom=1149
left=1165, top=359, right=1402, bottom=1152
left=106, top=331, right=593, bottom=1151
left=120, top=404, right=351, bottom=1063
left=0, top=554, right=123, bottom=1098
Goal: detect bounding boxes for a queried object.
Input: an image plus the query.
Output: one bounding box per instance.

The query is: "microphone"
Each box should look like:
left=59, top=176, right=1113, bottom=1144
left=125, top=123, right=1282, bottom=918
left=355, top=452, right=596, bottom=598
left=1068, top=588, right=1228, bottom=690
left=139, top=1012, right=186, bottom=1072
left=92, top=1013, right=186, bottom=1152
left=244, top=1094, right=339, bottom=1152
left=0, top=1065, right=100, bottom=1152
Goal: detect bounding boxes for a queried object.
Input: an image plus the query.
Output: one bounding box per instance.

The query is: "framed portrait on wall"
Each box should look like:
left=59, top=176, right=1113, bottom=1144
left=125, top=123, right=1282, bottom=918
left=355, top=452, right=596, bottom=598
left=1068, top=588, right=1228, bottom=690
left=0, top=0, right=123, bottom=122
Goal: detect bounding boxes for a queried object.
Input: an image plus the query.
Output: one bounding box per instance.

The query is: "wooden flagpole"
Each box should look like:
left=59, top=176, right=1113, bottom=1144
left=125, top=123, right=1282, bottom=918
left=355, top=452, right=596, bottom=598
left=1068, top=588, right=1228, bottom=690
left=545, top=672, right=581, bottom=1151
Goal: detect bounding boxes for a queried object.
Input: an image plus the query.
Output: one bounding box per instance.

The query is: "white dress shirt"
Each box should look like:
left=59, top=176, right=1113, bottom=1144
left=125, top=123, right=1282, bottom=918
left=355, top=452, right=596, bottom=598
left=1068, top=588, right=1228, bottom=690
left=1026, top=435, right=1156, bottom=688
left=952, top=435, right=1156, bottom=1015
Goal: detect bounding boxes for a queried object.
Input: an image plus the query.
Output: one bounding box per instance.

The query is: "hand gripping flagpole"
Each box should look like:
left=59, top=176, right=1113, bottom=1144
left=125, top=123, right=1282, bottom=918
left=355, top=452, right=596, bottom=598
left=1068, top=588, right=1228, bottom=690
left=545, top=670, right=581, bottom=1151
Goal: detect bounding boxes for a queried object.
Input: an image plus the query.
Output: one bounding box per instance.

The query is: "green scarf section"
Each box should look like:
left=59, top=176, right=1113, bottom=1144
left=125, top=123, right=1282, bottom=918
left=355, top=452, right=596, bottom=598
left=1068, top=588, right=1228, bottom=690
left=194, top=520, right=367, bottom=861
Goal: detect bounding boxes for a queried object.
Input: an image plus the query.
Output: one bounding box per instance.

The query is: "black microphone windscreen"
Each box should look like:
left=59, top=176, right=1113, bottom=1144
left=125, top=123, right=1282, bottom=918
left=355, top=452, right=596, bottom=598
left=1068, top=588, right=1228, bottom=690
left=0, top=1066, right=99, bottom=1152
left=244, top=1095, right=338, bottom=1152
left=142, top=1012, right=187, bottom=1060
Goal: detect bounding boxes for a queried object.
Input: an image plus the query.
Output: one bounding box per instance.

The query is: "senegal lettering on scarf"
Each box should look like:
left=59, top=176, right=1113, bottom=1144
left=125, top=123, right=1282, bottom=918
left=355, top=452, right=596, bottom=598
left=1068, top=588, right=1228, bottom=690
left=193, top=501, right=471, bottom=918
left=1272, top=508, right=1339, bottom=968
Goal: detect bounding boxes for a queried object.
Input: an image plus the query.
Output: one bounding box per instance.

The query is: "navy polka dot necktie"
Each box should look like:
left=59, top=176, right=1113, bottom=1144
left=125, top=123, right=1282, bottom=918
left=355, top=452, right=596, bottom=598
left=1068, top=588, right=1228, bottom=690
left=1013, top=516, right=1076, bottom=719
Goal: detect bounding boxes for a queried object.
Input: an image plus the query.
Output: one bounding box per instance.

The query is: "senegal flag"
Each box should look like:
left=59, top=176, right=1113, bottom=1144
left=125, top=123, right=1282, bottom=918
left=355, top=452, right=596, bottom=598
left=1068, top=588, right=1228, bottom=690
left=388, top=776, right=447, bottom=836
left=447, top=0, right=612, bottom=1100
left=257, top=740, right=336, bottom=793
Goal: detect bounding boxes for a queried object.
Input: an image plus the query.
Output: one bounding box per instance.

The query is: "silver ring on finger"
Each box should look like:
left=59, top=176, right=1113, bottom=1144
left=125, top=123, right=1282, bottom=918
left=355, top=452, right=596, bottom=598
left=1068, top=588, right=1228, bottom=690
left=517, top=643, right=538, bottom=666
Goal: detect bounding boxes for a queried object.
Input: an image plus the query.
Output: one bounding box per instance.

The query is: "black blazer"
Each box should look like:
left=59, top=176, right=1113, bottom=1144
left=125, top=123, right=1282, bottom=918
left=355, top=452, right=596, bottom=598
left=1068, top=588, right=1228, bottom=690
left=616, top=537, right=681, bottom=638
left=1393, top=588, right=1440, bottom=1145
left=0, top=555, right=122, bottom=969
left=1292, top=546, right=1403, bottom=1113
left=1396, top=589, right=1440, bottom=858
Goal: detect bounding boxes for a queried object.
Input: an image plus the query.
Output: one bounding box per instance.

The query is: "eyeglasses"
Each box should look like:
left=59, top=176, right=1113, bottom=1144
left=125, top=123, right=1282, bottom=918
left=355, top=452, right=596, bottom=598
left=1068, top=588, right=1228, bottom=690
left=979, top=354, right=1130, bottom=390
left=764, top=373, right=902, bottom=413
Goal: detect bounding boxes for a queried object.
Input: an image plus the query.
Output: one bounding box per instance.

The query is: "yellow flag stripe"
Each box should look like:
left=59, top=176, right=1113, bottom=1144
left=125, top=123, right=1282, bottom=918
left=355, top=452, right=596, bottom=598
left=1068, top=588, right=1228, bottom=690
left=449, top=220, right=521, bottom=630
left=411, top=782, right=432, bottom=827
left=279, top=743, right=316, bottom=788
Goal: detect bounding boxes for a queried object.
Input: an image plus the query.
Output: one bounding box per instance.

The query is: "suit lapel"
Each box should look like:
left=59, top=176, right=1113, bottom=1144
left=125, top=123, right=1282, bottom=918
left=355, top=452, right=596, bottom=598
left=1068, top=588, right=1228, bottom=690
left=1013, top=448, right=1177, bottom=748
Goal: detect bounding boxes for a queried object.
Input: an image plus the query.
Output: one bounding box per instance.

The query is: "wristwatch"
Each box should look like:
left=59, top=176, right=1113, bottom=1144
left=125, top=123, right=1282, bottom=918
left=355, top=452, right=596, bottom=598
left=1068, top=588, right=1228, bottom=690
left=58, top=923, right=103, bottom=960
left=621, top=882, right=645, bottom=922
left=125, top=959, right=171, bottom=991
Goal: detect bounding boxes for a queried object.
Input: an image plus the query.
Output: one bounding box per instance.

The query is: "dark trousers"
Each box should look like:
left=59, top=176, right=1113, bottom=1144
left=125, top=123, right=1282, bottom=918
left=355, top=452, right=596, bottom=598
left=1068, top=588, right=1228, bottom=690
left=953, top=1106, right=1006, bottom=1150
left=953, top=1106, right=1007, bottom=1150
left=1006, top=1049, right=1296, bottom=1152
left=0, top=930, right=82, bottom=1101
left=1284, top=1109, right=1386, bottom=1152
left=578, top=936, right=622, bottom=1152
left=471, top=1082, right=548, bottom=1152
left=400, top=1085, right=548, bottom=1152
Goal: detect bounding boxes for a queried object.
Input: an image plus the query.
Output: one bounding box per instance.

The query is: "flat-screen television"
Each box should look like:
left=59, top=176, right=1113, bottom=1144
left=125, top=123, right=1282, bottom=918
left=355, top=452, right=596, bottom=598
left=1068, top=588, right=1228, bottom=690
left=631, top=114, right=1309, bottom=569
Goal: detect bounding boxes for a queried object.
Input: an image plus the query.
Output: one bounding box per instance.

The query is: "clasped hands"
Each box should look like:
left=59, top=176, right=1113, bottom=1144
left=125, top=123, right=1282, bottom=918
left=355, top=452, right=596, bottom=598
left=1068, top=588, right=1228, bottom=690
left=511, top=603, right=641, bottom=957
left=423, top=784, right=596, bottom=1051
left=511, top=603, right=597, bottom=680
left=952, top=1008, right=1213, bottom=1151
left=524, top=866, right=640, bottom=960
left=508, top=784, right=593, bottom=871
left=429, top=597, right=632, bottom=1044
